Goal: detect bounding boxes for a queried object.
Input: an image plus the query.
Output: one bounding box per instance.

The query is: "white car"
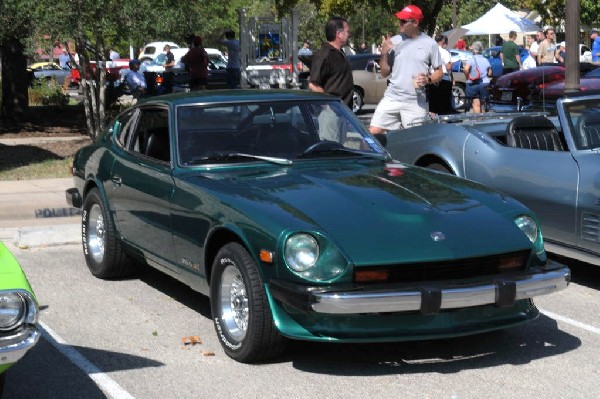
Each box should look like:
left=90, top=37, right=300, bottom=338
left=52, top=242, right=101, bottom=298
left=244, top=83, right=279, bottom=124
left=142, top=48, right=189, bottom=72
left=580, top=44, right=592, bottom=63
left=138, top=41, right=180, bottom=62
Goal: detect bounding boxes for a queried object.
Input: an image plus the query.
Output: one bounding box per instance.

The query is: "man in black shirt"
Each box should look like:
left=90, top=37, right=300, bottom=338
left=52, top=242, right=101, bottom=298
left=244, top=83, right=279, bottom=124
left=308, top=17, right=354, bottom=109
left=163, top=44, right=175, bottom=94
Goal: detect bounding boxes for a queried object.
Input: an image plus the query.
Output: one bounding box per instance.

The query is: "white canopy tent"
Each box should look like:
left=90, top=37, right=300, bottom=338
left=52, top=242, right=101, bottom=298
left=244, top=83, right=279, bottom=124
left=460, top=3, right=540, bottom=46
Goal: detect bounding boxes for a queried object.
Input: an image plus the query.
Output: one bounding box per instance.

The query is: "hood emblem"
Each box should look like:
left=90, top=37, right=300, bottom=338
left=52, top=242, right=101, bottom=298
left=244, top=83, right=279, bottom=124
left=431, top=232, right=446, bottom=242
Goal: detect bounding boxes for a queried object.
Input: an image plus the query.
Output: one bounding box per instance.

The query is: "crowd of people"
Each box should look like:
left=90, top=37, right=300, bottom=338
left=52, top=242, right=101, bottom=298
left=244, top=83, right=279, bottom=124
left=305, top=4, right=600, bottom=144
left=121, top=4, right=600, bottom=131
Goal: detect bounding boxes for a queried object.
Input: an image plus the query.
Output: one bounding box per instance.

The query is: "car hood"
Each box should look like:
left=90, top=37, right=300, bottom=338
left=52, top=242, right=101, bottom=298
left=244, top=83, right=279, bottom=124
left=541, top=78, right=600, bottom=96
left=494, top=66, right=565, bottom=88
left=185, top=162, right=532, bottom=265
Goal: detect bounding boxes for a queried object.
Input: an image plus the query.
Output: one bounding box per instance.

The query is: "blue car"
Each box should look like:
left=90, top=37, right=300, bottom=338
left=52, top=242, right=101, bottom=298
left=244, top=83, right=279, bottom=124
left=452, top=46, right=531, bottom=78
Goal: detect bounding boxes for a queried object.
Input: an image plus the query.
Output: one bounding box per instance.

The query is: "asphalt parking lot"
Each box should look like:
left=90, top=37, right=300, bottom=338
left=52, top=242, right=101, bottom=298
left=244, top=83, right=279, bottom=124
left=1, top=102, right=598, bottom=399
left=2, top=241, right=599, bottom=399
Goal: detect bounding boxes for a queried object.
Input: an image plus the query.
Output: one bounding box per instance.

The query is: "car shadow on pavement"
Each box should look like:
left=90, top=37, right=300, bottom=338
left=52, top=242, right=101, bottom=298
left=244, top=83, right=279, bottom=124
left=5, top=336, right=163, bottom=398
left=138, top=266, right=212, bottom=319
left=550, top=254, right=600, bottom=290
left=286, top=314, right=581, bottom=375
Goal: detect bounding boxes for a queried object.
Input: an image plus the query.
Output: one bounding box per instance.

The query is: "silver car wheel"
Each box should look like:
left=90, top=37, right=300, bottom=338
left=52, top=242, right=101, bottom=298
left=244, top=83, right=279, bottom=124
left=87, top=203, right=106, bottom=264
left=352, top=89, right=364, bottom=114
left=219, top=264, right=249, bottom=342
left=452, top=84, right=467, bottom=110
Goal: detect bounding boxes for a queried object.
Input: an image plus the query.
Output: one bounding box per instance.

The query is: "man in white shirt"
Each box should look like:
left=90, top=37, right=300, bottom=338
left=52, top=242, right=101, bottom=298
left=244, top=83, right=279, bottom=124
left=369, top=5, right=443, bottom=141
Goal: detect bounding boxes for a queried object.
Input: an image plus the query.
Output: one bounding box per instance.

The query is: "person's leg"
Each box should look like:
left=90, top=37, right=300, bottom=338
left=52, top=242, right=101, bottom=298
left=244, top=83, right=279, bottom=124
left=472, top=98, right=482, bottom=113
left=369, top=97, right=402, bottom=136
left=398, top=97, right=429, bottom=128
left=233, top=68, right=241, bottom=89
left=226, top=68, right=235, bottom=89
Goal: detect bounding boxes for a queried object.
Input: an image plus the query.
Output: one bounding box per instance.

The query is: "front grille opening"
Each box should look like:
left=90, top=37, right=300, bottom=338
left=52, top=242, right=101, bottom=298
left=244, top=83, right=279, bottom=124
left=354, top=250, right=530, bottom=284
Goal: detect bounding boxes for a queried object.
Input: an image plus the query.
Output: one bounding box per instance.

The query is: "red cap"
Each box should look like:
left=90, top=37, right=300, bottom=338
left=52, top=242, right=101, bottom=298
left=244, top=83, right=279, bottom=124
left=395, top=5, right=424, bottom=22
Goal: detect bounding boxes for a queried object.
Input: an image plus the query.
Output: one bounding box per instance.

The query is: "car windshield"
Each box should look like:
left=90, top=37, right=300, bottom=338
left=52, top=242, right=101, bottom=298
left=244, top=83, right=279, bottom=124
left=177, top=100, right=388, bottom=166
left=564, top=99, right=600, bottom=150
left=209, top=54, right=227, bottom=69
left=150, top=53, right=167, bottom=66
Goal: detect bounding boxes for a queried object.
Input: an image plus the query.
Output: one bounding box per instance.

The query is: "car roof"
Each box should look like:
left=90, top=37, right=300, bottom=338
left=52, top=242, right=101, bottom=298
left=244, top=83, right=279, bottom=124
left=136, top=89, right=338, bottom=107
left=205, top=48, right=223, bottom=55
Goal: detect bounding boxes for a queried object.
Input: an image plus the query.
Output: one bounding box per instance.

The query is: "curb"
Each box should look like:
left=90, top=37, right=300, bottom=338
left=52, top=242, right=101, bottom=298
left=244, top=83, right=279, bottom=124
left=8, top=224, right=81, bottom=249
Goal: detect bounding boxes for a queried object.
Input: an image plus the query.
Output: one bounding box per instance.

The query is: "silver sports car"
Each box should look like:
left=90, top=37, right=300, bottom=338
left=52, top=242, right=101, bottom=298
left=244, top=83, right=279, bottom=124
left=386, top=91, right=600, bottom=266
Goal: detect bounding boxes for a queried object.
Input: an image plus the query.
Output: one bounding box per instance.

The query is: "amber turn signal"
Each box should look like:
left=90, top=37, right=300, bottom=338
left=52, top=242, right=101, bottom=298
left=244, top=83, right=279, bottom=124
left=259, top=250, right=274, bottom=263
left=354, top=269, right=390, bottom=282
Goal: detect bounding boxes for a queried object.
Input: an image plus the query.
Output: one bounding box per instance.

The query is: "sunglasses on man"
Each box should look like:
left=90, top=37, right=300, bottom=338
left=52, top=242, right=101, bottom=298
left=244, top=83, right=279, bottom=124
left=399, top=19, right=417, bottom=25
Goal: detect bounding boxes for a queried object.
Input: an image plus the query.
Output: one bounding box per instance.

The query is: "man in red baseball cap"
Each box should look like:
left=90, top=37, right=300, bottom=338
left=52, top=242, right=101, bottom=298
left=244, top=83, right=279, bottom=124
left=369, top=5, right=443, bottom=141
left=394, top=4, right=424, bottom=21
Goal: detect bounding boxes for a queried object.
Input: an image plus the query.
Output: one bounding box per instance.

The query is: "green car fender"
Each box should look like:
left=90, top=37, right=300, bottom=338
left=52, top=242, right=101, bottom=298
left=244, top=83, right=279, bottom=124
left=0, top=242, right=39, bottom=375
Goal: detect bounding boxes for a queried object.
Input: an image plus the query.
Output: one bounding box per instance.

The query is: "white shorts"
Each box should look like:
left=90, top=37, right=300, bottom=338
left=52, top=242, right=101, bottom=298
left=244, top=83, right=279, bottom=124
left=370, top=96, right=429, bottom=131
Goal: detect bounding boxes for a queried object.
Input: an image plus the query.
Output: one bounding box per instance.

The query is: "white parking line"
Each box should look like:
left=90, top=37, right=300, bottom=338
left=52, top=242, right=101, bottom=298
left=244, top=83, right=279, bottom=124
left=540, top=309, right=600, bottom=335
left=39, top=321, right=136, bottom=399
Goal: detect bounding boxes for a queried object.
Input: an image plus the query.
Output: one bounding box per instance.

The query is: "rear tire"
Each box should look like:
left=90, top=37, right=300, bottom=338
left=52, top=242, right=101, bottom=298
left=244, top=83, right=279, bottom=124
left=82, top=188, right=137, bottom=279
left=210, top=242, right=286, bottom=363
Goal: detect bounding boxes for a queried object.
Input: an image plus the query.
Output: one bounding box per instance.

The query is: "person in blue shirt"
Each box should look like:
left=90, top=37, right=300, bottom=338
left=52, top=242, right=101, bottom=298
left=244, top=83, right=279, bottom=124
left=591, top=29, right=600, bottom=62
left=125, top=59, right=147, bottom=98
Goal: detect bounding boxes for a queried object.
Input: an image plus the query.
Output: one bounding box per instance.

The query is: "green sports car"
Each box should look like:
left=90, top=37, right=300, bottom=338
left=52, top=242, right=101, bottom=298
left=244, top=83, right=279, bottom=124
left=66, top=90, right=570, bottom=363
left=0, top=242, right=40, bottom=394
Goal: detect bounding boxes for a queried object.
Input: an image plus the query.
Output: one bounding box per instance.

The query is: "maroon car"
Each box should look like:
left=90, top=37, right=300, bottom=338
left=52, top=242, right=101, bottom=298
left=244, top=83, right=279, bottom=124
left=488, top=64, right=599, bottom=112
left=488, top=66, right=565, bottom=111
left=529, top=68, right=600, bottom=109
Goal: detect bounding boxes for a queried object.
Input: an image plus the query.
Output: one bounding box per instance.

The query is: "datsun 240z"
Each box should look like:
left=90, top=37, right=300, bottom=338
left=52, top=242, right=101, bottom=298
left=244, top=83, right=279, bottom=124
left=66, top=90, right=570, bottom=363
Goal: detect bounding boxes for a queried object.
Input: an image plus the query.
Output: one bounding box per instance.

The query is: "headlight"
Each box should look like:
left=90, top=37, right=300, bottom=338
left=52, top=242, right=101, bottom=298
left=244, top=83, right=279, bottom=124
left=0, top=292, right=26, bottom=331
left=285, top=233, right=319, bottom=272
left=514, top=215, right=538, bottom=243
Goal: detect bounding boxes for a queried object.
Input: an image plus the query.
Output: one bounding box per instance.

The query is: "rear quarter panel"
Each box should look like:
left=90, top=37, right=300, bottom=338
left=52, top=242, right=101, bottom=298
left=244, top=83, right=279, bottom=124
left=386, top=124, right=471, bottom=176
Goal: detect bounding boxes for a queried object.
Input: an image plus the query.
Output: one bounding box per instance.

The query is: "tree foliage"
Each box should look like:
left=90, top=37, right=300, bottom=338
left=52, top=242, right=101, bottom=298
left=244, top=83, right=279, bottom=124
left=3, top=0, right=598, bottom=128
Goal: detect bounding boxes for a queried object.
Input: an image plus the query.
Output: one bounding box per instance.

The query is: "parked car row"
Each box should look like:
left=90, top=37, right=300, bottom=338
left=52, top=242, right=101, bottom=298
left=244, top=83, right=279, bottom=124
left=26, top=62, right=72, bottom=87
left=137, top=47, right=229, bottom=94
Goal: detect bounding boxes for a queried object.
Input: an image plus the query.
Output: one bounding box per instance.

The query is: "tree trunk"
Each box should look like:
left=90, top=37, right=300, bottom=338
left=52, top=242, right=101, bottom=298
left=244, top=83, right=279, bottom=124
left=0, top=38, right=29, bottom=120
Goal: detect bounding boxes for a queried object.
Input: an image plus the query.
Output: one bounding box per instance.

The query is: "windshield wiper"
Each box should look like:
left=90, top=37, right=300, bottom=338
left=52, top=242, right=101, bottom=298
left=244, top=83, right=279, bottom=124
left=297, top=140, right=389, bottom=160
left=186, top=151, right=293, bottom=165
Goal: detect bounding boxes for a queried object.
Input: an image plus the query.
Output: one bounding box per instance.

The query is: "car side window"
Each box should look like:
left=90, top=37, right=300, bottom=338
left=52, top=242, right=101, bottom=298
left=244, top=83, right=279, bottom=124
left=115, top=109, right=138, bottom=148
left=130, top=108, right=171, bottom=162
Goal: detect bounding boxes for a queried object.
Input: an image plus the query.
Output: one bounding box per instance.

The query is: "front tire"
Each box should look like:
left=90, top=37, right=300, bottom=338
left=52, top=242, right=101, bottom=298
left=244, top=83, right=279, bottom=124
left=82, top=188, right=136, bottom=279
left=210, top=242, right=286, bottom=363
left=352, top=88, right=364, bottom=114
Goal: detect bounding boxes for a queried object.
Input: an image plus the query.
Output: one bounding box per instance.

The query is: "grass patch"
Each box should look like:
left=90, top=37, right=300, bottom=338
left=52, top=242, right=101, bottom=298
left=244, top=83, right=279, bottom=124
left=0, top=157, right=73, bottom=180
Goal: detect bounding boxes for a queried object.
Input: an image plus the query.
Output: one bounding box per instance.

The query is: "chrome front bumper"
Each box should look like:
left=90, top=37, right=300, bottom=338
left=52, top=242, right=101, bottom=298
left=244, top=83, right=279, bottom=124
left=270, top=261, right=570, bottom=315
left=0, top=326, right=41, bottom=365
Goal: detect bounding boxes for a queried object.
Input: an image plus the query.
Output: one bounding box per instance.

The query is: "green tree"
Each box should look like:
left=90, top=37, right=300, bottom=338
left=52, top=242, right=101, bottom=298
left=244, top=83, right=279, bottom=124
left=0, top=0, right=35, bottom=119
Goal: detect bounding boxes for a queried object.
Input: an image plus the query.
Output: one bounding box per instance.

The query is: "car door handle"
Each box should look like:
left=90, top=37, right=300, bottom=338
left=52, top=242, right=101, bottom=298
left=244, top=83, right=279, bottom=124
left=112, top=175, right=122, bottom=186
